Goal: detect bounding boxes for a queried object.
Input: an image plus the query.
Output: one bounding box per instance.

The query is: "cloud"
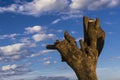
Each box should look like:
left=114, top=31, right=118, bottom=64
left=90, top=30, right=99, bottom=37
left=32, top=33, right=55, bottom=42
left=0, top=42, right=34, bottom=63
left=0, top=64, right=31, bottom=78
left=109, top=56, right=120, bottom=61
left=105, top=21, right=113, bottom=25
left=0, top=0, right=119, bottom=17
left=53, top=61, right=57, bottom=64
left=25, top=25, right=42, bottom=34
left=24, top=25, right=56, bottom=42
left=40, top=50, right=55, bottom=54
left=34, top=76, right=69, bottom=80
left=11, top=55, right=21, bottom=60
left=108, top=0, right=120, bottom=7
left=44, top=60, right=51, bottom=65
left=30, top=50, right=55, bottom=58
left=0, top=0, right=69, bottom=16
left=61, top=14, right=83, bottom=20
left=51, top=13, right=83, bottom=24
left=2, top=64, right=17, bottom=71
left=0, top=25, right=55, bottom=63
left=52, top=19, right=61, bottom=24
left=70, top=0, right=120, bottom=10
left=0, top=33, right=19, bottom=40
left=97, top=67, right=120, bottom=80
left=43, top=57, right=52, bottom=61
left=20, top=37, right=37, bottom=47
left=71, top=31, right=77, bottom=34
left=108, top=32, right=113, bottom=35
left=57, top=29, right=63, bottom=33
left=70, top=0, right=91, bottom=9
left=0, top=43, right=25, bottom=55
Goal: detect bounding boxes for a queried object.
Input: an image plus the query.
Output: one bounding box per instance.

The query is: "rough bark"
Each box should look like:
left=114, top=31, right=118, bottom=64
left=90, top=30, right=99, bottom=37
left=46, top=16, right=105, bottom=80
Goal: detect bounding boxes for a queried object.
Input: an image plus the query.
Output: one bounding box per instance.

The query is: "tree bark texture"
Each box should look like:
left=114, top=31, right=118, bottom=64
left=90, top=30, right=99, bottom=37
left=46, top=16, right=105, bottom=80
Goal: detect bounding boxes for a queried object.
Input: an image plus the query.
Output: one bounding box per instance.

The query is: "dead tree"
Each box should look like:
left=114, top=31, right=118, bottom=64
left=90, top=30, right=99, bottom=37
left=46, top=16, right=105, bottom=80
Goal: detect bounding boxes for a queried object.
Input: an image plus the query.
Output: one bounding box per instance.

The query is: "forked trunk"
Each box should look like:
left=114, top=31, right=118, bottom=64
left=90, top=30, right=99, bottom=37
left=46, top=16, right=105, bottom=80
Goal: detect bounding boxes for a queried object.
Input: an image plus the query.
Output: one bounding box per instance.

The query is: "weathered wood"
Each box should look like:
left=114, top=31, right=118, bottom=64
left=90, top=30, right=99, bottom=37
left=46, top=16, right=105, bottom=80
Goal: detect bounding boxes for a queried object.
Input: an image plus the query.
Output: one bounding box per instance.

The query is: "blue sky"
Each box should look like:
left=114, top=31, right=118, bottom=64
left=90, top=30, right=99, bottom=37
left=0, top=0, right=120, bottom=80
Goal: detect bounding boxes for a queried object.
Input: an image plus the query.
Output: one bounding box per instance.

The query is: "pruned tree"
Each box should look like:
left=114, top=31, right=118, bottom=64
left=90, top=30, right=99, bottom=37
left=46, top=16, right=105, bottom=80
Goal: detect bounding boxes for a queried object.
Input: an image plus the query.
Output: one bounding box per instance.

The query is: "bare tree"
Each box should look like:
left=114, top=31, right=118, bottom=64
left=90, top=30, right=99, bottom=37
left=46, top=16, right=105, bottom=80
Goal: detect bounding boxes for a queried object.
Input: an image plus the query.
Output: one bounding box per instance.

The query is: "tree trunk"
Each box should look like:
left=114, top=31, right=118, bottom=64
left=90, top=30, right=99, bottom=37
left=46, top=16, right=105, bottom=80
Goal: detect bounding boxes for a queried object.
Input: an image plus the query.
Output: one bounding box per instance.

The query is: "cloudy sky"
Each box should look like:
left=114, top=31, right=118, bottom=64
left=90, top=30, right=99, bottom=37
left=0, top=0, right=120, bottom=80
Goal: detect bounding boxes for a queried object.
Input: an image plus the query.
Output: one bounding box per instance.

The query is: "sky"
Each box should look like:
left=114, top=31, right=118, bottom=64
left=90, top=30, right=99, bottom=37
left=0, top=0, right=120, bottom=80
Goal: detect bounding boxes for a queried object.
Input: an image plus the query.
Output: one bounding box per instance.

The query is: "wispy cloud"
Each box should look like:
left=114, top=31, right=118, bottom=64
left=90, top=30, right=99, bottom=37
left=109, top=56, right=120, bottom=61
left=0, top=0, right=119, bottom=16
left=0, top=33, right=19, bottom=40
left=40, top=50, right=55, bottom=54
left=43, top=60, right=51, bottom=65
left=30, top=50, right=55, bottom=58
left=0, top=24, right=55, bottom=63
left=108, top=32, right=113, bottom=35
left=0, top=0, right=69, bottom=16
left=70, top=0, right=120, bottom=10
left=34, top=76, right=69, bottom=80
left=51, top=14, right=83, bottom=24
left=52, top=19, right=61, bottom=24
left=0, top=64, right=31, bottom=78
left=105, top=21, right=113, bottom=25
left=57, top=29, right=63, bottom=33
left=61, top=14, right=83, bottom=20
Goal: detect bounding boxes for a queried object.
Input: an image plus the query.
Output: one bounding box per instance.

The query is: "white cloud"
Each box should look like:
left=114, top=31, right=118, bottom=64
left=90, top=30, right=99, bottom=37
left=20, top=37, right=36, bottom=47
left=11, top=55, right=21, bottom=60
left=53, top=61, right=57, bottom=64
left=0, top=33, right=19, bottom=39
left=57, top=29, right=63, bottom=33
left=51, top=14, right=83, bottom=24
left=0, top=0, right=119, bottom=17
left=43, top=57, right=52, bottom=61
left=20, top=37, right=30, bottom=43
left=30, top=50, right=54, bottom=58
left=0, top=0, right=69, bottom=16
left=70, top=0, right=92, bottom=9
left=105, top=21, right=113, bottom=25
left=61, top=14, right=83, bottom=20
left=0, top=43, right=25, bottom=55
left=40, top=50, right=55, bottom=54
left=2, top=64, right=17, bottom=71
left=0, top=4, right=17, bottom=12
left=25, top=25, right=42, bottom=34
left=97, top=67, right=120, bottom=80
left=110, top=56, right=120, bottom=61
left=25, top=25, right=55, bottom=42
left=108, top=32, right=113, bottom=35
left=32, top=33, right=55, bottom=42
left=52, top=19, right=61, bottom=24
left=30, top=53, right=41, bottom=57
left=71, top=31, right=77, bottom=34
left=0, top=24, right=55, bottom=62
left=108, top=0, right=120, bottom=7
left=44, top=60, right=51, bottom=65
left=70, top=0, right=120, bottom=10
